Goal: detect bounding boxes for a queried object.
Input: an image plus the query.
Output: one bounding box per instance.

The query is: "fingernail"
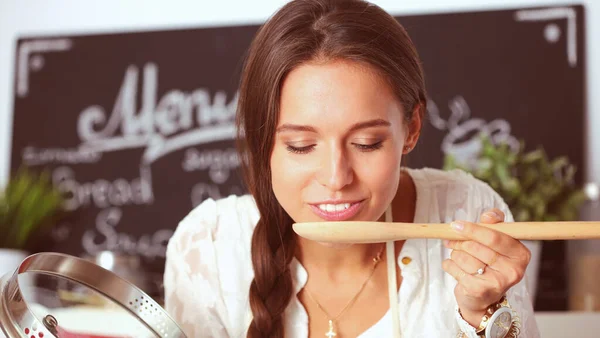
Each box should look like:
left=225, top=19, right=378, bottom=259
left=451, top=222, right=464, bottom=231
left=488, top=210, right=502, bottom=220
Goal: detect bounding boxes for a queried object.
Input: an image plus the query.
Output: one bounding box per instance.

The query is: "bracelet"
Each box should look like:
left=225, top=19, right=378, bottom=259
left=457, top=295, right=522, bottom=338
left=506, top=320, right=521, bottom=338
left=456, top=321, right=520, bottom=338
left=475, top=295, right=509, bottom=334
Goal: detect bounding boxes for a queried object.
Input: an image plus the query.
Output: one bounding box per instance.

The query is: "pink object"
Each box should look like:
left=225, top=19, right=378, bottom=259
left=57, top=327, right=130, bottom=338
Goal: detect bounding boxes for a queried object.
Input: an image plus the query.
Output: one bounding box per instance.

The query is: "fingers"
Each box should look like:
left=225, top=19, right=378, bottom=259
left=443, top=258, right=500, bottom=306
left=442, top=258, right=492, bottom=293
left=480, top=208, right=504, bottom=224
left=450, top=219, right=522, bottom=258
left=445, top=237, right=527, bottom=290
left=446, top=208, right=530, bottom=315
left=442, top=257, right=472, bottom=283
left=444, top=239, right=502, bottom=271
left=450, top=248, right=488, bottom=275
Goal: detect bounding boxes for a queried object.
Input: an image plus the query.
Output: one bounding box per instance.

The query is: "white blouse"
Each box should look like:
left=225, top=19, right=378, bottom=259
left=164, top=168, right=540, bottom=338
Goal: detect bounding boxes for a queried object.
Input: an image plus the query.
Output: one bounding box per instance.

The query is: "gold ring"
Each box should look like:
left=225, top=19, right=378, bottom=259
left=488, top=252, right=499, bottom=266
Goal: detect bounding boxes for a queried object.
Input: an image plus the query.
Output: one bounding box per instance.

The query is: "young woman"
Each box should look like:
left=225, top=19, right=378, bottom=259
left=164, top=0, right=539, bottom=337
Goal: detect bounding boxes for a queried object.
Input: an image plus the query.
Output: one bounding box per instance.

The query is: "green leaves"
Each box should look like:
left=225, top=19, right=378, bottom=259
left=0, top=167, right=64, bottom=249
left=443, top=134, right=586, bottom=222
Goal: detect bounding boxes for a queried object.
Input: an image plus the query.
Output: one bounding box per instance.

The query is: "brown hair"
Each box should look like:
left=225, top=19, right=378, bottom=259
left=235, top=0, right=426, bottom=336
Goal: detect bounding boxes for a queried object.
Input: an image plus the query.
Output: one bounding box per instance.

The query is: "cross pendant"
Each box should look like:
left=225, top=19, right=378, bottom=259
left=325, top=320, right=337, bottom=337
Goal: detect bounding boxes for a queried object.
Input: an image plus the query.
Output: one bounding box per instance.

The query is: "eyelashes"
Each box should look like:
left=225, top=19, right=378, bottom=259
left=286, top=144, right=314, bottom=154
left=286, top=141, right=383, bottom=154
left=353, top=141, right=383, bottom=151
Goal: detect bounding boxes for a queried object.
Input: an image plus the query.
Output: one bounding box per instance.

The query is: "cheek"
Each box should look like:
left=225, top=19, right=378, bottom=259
left=355, top=152, right=402, bottom=199
left=270, top=148, right=313, bottom=216
left=271, top=148, right=307, bottom=189
left=270, top=149, right=287, bottom=198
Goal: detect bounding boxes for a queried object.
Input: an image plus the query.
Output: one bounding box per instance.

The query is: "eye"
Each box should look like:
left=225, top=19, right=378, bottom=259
left=352, top=141, right=383, bottom=152
left=286, top=144, right=315, bottom=154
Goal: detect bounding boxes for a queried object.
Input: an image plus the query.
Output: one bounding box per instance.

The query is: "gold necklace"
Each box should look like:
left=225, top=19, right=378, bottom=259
left=303, top=245, right=385, bottom=338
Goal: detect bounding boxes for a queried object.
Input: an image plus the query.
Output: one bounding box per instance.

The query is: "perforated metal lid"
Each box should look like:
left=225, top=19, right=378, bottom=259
left=0, top=252, right=187, bottom=338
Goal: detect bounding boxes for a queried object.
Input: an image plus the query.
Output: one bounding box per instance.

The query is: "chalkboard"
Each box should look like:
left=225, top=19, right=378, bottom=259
left=10, top=5, right=585, bottom=309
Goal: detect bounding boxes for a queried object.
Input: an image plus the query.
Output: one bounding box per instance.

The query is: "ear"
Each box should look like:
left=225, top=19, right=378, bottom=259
left=403, top=102, right=423, bottom=154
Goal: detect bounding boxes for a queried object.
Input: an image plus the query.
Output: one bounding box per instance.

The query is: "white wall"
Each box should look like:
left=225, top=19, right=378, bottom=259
left=1, top=0, right=598, bottom=187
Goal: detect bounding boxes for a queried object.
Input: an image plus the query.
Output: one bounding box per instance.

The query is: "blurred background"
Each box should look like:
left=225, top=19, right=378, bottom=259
left=0, top=0, right=599, bottom=337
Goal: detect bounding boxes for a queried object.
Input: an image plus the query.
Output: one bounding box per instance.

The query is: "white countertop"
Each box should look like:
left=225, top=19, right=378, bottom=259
left=2, top=310, right=600, bottom=337
left=535, top=312, right=600, bottom=338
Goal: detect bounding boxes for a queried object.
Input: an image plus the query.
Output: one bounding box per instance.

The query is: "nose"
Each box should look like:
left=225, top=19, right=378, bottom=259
left=316, top=144, right=354, bottom=191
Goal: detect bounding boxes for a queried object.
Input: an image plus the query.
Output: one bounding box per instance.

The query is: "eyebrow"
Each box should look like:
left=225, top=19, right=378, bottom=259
left=276, top=118, right=391, bottom=134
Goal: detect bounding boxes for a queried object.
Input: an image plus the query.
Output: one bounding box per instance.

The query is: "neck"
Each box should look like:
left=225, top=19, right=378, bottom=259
left=296, top=238, right=385, bottom=282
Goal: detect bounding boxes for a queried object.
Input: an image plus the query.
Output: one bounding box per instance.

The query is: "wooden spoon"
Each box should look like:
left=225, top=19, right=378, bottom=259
left=292, top=221, right=600, bottom=243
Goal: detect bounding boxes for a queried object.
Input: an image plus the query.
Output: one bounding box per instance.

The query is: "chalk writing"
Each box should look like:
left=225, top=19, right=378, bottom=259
left=82, top=207, right=172, bottom=259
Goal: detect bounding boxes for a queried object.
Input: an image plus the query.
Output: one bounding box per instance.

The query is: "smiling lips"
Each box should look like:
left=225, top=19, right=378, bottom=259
left=309, top=200, right=363, bottom=221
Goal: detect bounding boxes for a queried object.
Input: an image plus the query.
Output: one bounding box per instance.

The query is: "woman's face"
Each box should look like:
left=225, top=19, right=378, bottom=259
left=271, top=60, right=419, bottom=225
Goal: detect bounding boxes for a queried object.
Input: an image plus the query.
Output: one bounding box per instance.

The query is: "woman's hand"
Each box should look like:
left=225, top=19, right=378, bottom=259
left=441, top=208, right=531, bottom=327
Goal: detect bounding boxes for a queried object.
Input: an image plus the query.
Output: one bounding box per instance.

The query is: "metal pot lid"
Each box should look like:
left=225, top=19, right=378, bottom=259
left=0, top=252, right=187, bottom=338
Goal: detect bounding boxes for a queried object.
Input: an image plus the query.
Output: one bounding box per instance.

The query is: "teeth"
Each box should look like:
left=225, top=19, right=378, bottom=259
left=318, top=203, right=351, bottom=212
left=334, top=204, right=345, bottom=212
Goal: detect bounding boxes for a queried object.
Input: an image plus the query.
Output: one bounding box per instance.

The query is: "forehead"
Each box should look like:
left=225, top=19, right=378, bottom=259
left=278, top=60, right=404, bottom=127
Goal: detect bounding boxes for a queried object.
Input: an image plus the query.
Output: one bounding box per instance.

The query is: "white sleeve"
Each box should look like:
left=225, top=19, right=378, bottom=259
left=492, top=190, right=541, bottom=338
left=455, top=181, right=541, bottom=337
left=505, top=277, right=541, bottom=338
left=455, top=277, right=540, bottom=338
left=163, top=198, right=232, bottom=338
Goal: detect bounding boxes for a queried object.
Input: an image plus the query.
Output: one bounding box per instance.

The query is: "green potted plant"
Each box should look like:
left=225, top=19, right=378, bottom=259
left=0, top=167, right=64, bottom=277
left=444, top=134, right=587, bottom=298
